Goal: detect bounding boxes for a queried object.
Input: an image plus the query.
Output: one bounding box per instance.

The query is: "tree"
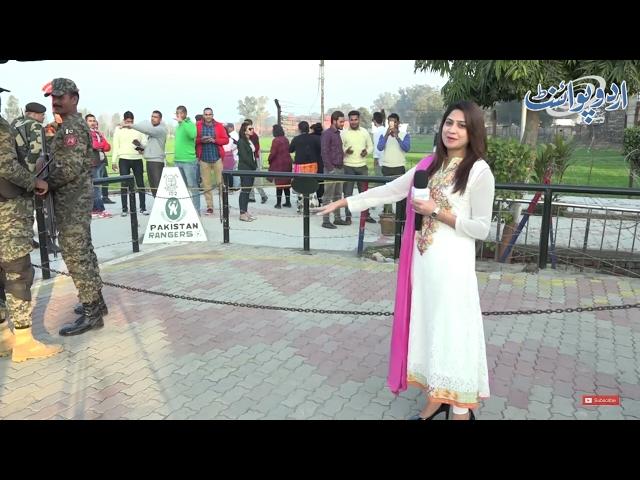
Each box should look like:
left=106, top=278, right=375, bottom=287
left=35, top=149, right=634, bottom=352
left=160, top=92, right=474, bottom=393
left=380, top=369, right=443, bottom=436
left=371, top=92, right=399, bottom=113
left=237, top=95, right=269, bottom=133
left=414, top=60, right=640, bottom=146
left=110, top=113, right=121, bottom=135
left=254, top=96, right=269, bottom=134
left=357, top=107, right=372, bottom=129
left=326, top=103, right=354, bottom=117
left=494, top=101, right=521, bottom=126
left=98, top=113, right=111, bottom=135
left=371, top=86, right=443, bottom=133
left=237, top=96, right=258, bottom=120
left=237, top=95, right=268, bottom=121
left=392, top=85, right=444, bottom=133
left=3, top=95, right=21, bottom=123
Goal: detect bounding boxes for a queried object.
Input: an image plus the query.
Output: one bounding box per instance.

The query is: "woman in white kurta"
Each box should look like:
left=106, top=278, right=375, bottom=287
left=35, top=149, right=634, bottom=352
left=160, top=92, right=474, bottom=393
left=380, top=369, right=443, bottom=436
left=317, top=101, right=495, bottom=420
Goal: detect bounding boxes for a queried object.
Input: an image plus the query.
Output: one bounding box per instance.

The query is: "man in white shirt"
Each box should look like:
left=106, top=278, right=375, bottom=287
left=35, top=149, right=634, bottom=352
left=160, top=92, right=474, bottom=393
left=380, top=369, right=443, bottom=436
left=372, top=111, right=386, bottom=177
left=377, top=113, right=411, bottom=226
left=112, top=111, right=148, bottom=216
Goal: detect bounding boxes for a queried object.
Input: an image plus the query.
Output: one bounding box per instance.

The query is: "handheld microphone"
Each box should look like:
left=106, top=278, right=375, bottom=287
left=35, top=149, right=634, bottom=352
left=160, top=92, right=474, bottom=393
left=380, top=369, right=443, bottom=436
left=413, top=170, right=429, bottom=230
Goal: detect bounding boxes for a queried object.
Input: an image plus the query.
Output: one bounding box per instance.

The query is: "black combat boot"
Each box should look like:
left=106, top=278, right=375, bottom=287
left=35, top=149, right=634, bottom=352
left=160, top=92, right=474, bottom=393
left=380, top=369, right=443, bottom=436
left=73, top=291, right=108, bottom=316
left=60, top=300, right=104, bottom=336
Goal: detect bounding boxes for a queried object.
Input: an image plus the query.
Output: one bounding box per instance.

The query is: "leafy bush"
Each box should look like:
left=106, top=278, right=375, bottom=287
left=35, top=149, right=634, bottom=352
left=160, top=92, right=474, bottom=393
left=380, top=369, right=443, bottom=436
left=623, top=127, right=640, bottom=174
left=486, top=137, right=534, bottom=184
left=486, top=137, right=535, bottom=224
left=533, top=134, right=576, bottom=184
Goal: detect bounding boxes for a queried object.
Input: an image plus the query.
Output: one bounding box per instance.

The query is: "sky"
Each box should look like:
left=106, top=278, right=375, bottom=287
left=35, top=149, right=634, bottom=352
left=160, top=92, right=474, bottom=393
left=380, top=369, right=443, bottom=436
left=0, top=60, right=446, bottom=125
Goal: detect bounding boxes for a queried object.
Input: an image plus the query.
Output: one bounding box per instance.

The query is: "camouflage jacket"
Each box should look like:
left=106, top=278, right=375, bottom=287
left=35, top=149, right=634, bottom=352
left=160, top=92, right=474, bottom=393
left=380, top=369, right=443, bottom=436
left=0, top=116, right=35, bottom=192
left=10, top=115, right=43, bottom=171
left=47, top=112, right=93, bottom=191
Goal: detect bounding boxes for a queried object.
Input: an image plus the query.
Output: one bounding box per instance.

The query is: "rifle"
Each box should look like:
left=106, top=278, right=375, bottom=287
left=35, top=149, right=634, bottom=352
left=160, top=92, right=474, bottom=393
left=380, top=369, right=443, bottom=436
left=37, top=124, right=58, bottom=258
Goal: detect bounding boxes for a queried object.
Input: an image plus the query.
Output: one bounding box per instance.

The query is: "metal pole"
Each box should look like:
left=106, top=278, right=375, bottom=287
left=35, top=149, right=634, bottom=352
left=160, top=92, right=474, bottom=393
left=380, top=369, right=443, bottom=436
left=275, top=99, right=281, bottom=127
left=303, top=194, right=310, bottom=252
left=128, top=178, right=139, bottom=253
left=538, top=188, right=552, bottom=269
left=34, top=196, right=50, bottom=279
left=223, top=181, right=230, bottom=244
left=320, top=60, right=325, bottom=125
left=520, top=99, right=527, bottom=143
left=357, top=212, right=366, bottom=257
left=394, top=201, right=402, bottom=260
left=357, top=181, right=369, bottom=256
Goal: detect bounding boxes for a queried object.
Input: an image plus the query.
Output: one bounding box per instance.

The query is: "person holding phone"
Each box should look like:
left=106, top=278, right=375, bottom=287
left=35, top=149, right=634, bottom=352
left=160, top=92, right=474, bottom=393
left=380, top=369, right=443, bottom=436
left=377, top=113, right=412, bottom=225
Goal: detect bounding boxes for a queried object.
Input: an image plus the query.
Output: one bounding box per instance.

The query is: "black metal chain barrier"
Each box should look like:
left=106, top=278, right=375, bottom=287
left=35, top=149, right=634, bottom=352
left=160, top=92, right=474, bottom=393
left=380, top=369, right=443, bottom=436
left=92, top=240, right=137, bottom=250
left=32, top=264, right=640, bottom=317
left=32, top=264, right=390, bottom=316
left=101, top=179, right=364, bottom=201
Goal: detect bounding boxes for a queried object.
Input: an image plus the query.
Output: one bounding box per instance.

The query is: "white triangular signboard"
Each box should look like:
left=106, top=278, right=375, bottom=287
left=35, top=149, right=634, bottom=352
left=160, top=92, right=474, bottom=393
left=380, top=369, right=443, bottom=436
left=143, top=167, right=207, bottom=243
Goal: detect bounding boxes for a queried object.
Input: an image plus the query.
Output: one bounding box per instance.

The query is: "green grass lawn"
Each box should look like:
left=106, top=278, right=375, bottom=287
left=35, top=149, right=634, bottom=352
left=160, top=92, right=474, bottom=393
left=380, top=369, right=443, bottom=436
left=560, top=148, right=631, bottom=188
left=101, top=134, right=633, bottom=191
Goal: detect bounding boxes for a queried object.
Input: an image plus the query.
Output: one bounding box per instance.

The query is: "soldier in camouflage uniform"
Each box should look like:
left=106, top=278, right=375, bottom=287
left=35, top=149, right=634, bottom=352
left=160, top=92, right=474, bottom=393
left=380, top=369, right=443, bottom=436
left=0, top=273, right=6, bottom=323
left=11, top=101, right=61, bottom=254
left=11, top=102, right=47, bottom=165
left=0, top=86, right=63, bottom=361
left=43, top=78, right=108, bottom=337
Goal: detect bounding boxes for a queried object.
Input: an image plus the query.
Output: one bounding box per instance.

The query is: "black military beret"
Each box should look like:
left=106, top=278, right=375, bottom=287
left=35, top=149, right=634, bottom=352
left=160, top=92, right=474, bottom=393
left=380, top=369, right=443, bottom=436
left=25, top=102, right=47, bottom=113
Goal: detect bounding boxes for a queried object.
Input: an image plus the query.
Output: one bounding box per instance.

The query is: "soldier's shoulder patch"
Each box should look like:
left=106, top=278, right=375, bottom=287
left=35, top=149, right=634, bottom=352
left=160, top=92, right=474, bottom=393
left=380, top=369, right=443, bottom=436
left=64, top=134, right=78, bottom=147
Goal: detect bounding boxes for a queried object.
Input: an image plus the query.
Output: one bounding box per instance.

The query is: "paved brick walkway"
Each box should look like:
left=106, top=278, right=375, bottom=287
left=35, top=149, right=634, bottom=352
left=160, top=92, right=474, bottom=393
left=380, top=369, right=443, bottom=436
left=1, top=243, right=639, bottom=419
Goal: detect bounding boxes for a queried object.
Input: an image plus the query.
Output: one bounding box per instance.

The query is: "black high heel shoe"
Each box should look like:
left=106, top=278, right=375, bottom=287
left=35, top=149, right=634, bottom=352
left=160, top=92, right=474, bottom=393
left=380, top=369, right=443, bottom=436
left=408, top=403, right=451, bottom=420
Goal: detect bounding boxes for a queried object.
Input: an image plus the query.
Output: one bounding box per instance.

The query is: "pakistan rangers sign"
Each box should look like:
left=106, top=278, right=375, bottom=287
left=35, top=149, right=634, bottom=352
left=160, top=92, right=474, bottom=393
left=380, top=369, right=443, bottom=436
left=143, top=167, right=207, bottom=243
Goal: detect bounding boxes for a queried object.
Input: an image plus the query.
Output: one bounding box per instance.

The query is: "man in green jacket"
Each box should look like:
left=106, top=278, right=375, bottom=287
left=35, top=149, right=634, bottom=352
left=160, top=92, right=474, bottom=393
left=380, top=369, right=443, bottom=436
left=174, top=105, right=199, bottom=212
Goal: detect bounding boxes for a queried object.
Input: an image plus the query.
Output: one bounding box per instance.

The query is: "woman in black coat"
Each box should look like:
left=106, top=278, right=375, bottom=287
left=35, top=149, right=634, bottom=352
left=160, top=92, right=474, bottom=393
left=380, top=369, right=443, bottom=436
left=237, top=121, right=258, bottom=221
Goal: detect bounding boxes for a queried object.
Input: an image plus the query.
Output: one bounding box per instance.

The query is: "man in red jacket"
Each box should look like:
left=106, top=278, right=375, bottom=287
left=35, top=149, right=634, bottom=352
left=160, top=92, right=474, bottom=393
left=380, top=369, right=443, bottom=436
left=85, top=114, right=113, bottom=218
left=196, top=107, right=229, bottom=215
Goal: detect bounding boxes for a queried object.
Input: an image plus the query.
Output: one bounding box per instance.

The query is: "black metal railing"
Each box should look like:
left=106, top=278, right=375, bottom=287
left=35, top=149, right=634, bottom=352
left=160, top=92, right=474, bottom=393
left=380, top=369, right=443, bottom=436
left=224, top=170, right=640, bottom=270
left=223, top=170, right=402, bottom=256
left=495, top=183, right=640, bottom=269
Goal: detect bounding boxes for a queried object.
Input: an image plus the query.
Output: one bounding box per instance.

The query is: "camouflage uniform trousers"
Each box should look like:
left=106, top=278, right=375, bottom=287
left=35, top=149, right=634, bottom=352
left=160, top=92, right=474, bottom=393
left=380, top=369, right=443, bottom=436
left=53, top=187, right=102, bottom=304
left=0, top=196, right=35, bottom=329
left=0, top=272, right=6, bottom=321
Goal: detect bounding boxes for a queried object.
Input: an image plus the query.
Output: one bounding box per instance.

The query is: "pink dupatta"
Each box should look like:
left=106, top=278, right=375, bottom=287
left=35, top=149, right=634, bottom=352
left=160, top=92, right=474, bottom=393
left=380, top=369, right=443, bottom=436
left=387, top=155, right=434, bottom=395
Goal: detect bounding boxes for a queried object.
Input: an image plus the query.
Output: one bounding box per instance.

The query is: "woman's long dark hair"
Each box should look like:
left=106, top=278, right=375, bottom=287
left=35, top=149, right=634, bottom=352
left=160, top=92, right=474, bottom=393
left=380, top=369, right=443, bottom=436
left=425, top=100, right=487, bottom=195
left=238, top=121, right=252, bottom=140
left=272, top=124, right=285, bottom=137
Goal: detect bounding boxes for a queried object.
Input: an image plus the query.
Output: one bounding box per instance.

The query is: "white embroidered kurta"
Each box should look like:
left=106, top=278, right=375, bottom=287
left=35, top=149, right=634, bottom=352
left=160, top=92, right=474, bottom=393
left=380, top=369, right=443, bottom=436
left=347, top=159, right=495, bottom=407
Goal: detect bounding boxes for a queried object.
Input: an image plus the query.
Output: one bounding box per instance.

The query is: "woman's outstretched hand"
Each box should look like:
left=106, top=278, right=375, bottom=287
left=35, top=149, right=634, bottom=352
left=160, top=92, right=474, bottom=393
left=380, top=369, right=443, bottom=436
left=313, top=198, right=347, bottom=216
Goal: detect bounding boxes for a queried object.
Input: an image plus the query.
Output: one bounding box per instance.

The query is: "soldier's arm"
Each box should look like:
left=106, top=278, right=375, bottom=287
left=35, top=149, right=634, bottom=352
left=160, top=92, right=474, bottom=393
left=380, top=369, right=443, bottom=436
left=0, top=124, right=35, bottom=191
left=47, top=130, right=90, bottom=190
left=27, top=123, right=44, bottom=165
